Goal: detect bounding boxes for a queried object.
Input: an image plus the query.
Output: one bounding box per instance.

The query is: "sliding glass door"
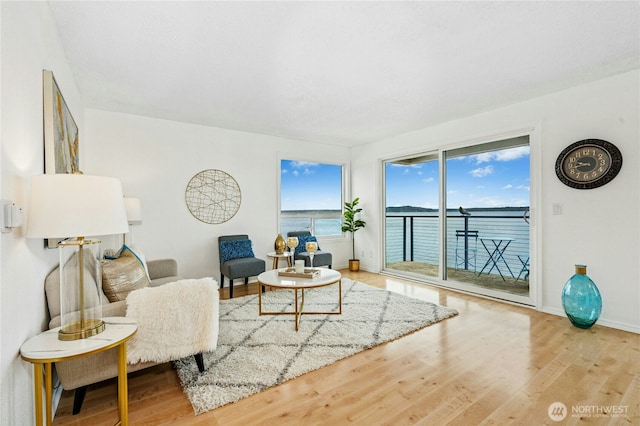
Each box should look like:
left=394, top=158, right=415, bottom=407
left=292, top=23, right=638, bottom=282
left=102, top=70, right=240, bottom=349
left=383, top=136, right=532, bottom=305
left=384, top=154, right=439, bottom=278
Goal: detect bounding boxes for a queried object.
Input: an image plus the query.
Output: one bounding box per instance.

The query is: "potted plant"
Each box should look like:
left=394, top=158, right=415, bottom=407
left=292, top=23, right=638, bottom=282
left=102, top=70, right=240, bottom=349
left=341, top=197, right=366, bottom=271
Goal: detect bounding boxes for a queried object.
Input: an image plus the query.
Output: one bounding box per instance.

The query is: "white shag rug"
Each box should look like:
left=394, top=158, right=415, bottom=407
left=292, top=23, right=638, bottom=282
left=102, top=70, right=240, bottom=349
left=173, top=279, right=458, bottom=415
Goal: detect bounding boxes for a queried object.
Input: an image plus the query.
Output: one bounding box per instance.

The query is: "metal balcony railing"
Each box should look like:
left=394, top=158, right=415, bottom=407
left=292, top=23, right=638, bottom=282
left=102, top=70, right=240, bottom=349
left=385, top=212, right=530, bottom=277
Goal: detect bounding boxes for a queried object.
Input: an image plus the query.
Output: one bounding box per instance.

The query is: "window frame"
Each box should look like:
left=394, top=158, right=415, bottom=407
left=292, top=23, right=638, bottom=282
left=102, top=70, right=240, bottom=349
left=277, top=155, right=348, bottom=240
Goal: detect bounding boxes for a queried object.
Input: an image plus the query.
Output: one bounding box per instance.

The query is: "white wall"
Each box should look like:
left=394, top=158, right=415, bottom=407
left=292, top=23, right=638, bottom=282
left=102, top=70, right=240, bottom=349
left=1, top=2, right=85, bottom=424
left=352, top=70, right=640, bottom=333
left=83, top=110, right=353, bottom=280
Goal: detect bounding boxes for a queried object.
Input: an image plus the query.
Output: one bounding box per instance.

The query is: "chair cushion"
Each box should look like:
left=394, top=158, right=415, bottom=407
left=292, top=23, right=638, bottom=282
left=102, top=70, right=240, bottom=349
left=220, top=257, right=266, bottom=280
left=294, top=235, right=321, bottom=255
left=102, top=250, right=151, bottom=302
left=220, top=239, right=255, bottom=264
left=295, top=251, right=332, bottom=267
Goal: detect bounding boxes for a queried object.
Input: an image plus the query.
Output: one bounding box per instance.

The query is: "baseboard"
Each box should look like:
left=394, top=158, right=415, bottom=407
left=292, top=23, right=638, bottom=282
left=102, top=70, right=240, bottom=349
left=541, top=307, right=640, bottom=334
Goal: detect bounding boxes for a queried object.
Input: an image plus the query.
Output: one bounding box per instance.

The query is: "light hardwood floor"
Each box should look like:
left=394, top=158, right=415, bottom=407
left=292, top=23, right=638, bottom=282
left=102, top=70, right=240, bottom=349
left=52, top=270, right=639, bottom=425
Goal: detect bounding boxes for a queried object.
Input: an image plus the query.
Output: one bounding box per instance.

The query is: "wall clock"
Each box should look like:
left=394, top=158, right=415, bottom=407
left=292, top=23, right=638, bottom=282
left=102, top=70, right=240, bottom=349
left=555, top=139, right=622, bottom=189
left=185, top=169, right=241, bottom=224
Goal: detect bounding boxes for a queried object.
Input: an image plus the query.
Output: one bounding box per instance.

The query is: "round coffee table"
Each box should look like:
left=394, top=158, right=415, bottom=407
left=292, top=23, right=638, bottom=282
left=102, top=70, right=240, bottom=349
left=257, top=268, right=342, bottom=331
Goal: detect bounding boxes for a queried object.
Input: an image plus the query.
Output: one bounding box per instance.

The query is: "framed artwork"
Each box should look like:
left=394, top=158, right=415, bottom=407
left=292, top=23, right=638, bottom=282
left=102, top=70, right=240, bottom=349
left=43, top=70, right=80, bottom=247
left=43, top=69, right=79, bottom=174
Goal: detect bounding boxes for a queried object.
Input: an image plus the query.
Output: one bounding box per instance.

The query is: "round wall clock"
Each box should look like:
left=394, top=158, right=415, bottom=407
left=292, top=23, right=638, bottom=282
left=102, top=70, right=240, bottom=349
left=185, top=169, right=241, bottom=224
left=555, top=139, right=622, bottom=190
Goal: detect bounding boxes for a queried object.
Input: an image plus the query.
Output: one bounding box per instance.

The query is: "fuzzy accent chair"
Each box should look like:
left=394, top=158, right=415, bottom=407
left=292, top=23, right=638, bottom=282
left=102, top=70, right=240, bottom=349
left=44, top=256, right=218, bottom=414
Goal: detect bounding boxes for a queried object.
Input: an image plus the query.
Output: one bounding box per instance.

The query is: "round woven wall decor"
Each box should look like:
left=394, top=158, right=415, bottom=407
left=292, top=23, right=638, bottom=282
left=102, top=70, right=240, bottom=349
left=185, top=169, right=241, bottom=224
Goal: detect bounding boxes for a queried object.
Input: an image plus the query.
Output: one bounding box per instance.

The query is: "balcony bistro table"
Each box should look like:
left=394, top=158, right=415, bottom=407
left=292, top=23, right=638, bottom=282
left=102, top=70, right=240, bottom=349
left=266, top=251, right=292, bottom=269
left=477, top=236, right=515, bottom=281
left=20, top=317, right=137, bottom=426
left=257, top=268, right=342, bottom=331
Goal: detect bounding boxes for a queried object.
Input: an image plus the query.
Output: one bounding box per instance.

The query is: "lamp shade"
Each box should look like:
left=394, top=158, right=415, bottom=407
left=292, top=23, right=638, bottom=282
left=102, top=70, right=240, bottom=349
left=124, top=197, right=142, bottom=224
left=26, top=174, right=129, bottom=239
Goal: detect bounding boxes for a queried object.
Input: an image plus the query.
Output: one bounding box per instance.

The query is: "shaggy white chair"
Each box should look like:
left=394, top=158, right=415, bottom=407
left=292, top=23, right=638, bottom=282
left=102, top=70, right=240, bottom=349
left=44, top=257, right=219, bottom=414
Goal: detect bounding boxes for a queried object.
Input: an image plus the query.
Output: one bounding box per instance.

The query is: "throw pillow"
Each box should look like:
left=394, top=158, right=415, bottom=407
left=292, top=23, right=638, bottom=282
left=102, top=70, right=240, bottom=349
left=121, top=244, right=150, bottom=279
left=295, top=235, right=321, bottom=255
left=220, top=239, right=254, bottom=264
left=102, top=249, right=151, bottom=302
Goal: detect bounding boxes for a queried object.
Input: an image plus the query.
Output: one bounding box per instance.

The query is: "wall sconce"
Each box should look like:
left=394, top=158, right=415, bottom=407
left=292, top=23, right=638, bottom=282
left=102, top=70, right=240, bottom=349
left=123, top=197, right=142, bottom=245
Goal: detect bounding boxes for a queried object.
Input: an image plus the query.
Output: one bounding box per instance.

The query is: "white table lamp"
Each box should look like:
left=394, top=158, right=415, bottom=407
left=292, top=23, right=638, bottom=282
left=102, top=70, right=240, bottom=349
left=27, top=174, right=129, bottom=340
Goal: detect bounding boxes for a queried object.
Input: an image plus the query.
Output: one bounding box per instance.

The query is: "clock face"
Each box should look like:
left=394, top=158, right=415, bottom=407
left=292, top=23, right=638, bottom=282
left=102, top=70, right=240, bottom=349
left=555, top=139, right=622, bottom=189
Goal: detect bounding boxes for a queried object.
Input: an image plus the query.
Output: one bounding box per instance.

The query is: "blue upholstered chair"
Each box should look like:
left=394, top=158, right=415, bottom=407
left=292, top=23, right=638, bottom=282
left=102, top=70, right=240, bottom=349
left=287, top=231, right=332, bottom=268
left=218, top=235, right=265, bottom=298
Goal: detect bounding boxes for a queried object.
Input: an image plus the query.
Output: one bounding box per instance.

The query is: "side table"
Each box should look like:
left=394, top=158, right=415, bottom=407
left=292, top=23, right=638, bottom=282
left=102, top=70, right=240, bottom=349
left=266, top=251, right=292, bottom=269
left=20, top=317, right=137, bottom=426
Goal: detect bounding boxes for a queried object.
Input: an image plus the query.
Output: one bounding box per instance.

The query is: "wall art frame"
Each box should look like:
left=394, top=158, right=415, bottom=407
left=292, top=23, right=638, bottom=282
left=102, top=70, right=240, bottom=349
left=43, top=69, right=80, bottom=248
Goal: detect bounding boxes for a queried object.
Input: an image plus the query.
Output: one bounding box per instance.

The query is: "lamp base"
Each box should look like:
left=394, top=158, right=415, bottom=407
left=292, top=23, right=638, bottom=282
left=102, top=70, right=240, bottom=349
left=58, top=319, right=106, bottom=341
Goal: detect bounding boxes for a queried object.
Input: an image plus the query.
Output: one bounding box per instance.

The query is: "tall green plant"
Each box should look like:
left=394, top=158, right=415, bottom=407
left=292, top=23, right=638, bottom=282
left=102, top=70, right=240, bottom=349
left=341, top=197, right=366, bottom=260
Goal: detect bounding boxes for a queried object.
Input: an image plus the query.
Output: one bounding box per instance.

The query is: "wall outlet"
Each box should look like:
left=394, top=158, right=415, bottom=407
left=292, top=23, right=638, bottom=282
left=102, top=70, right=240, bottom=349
left=552, top=203, right=563, bottom=215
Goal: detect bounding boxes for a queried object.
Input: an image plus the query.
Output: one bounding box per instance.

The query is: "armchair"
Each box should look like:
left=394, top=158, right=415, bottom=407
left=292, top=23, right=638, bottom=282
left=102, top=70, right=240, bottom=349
left=218, top=235, right=266, bottom=298
left=44, top=253, right=218, bottom=414
left=287, top=231, right=332, bottom=268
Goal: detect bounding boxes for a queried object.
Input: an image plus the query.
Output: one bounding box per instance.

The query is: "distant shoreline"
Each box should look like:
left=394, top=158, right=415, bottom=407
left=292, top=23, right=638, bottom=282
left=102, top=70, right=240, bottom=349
left=282, top=206, right=529, bottom=214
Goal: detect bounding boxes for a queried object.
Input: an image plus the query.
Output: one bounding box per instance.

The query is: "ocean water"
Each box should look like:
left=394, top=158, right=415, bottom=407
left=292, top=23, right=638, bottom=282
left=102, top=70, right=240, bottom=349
left=281, top=217, right=342, bottom=237
left=282, top=208, right=530, bottom=275
left=386, top=209, right=530, bottom=273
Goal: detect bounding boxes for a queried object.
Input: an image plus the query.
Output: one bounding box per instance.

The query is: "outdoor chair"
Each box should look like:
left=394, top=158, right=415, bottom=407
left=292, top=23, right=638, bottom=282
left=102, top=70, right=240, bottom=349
left=218, top=234, right=266, bottom=298
left=455, top=230, right=478, bottom=271
left=287, top=231, right=332, bottom=268
left=516, top=255, right=530, bottom=281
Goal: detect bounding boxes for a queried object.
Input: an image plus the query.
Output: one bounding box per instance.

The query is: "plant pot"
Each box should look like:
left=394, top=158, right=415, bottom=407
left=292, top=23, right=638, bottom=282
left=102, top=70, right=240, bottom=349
left=349, top=259, right=360, bottom=272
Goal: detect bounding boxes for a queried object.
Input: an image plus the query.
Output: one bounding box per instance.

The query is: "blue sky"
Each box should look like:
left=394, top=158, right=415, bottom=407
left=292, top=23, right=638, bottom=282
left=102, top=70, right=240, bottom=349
left=281, top=146, right=529, bottom=211
left=386, top=146, right=530, bottom=209
left=281, top=160, right=342, bottom=211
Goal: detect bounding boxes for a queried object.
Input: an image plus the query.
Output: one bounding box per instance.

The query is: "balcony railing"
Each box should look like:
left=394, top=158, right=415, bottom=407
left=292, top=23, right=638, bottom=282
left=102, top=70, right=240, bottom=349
left=386, top=212, right=530, bottom=277
left=281, top=210, right=343, bottom=237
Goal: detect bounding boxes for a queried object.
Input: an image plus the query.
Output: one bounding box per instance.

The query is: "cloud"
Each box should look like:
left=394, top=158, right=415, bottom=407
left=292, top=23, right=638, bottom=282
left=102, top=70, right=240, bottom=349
left=502, top=184, right=513, bottom=189
left=423, top=177, right=435, bottom=183
left=469, top=165, right=494, bottom=178
left=473, top=146, right=530, bottom=164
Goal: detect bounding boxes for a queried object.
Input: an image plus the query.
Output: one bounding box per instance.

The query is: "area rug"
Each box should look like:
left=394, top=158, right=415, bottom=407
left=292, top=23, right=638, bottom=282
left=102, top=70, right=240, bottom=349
left=173, top=279, right=458, bottom=415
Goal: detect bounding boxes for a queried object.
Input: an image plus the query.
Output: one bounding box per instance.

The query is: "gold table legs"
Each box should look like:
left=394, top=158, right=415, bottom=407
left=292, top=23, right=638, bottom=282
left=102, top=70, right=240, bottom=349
left=258, top=280, right=342, bottom=331
left=30, top=342, right=130, bottom=426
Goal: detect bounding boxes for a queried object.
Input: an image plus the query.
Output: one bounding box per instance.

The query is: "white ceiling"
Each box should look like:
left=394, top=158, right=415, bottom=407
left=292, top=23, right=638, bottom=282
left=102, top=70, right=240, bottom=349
left=47, top=1, right=640, bottom=147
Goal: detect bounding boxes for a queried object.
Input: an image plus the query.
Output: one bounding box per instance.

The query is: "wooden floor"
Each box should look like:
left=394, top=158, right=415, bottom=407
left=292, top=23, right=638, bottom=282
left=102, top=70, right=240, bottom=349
left=52, top=270, right=639, bottom=425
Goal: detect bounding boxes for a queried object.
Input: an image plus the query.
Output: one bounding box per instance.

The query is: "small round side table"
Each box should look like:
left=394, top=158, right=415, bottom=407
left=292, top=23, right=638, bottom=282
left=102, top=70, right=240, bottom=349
left=266, top=251, right=292, bottom=269
left=20, top=318, right=137, bottom=426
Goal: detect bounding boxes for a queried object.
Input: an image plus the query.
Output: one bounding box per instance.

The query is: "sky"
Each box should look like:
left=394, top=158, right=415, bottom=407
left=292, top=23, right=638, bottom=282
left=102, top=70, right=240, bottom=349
left=386, top=146, right=530, bottom=209
left=281, top=160, right=342, bottom=211
left=280, top=146, right=530, bottom=211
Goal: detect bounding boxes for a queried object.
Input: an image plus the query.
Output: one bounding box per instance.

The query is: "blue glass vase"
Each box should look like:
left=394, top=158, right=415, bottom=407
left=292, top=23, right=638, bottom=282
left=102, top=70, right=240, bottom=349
left=562, top=265, right=602, bottom=329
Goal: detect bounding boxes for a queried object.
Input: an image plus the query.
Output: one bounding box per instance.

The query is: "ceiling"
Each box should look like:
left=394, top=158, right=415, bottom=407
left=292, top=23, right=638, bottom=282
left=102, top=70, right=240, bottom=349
left=47, top=1, right=640, bottom=147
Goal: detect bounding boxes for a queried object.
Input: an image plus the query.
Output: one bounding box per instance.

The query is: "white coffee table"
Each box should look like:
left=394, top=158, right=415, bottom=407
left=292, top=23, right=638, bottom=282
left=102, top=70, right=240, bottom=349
left=257, top=268, right=342, bottom=331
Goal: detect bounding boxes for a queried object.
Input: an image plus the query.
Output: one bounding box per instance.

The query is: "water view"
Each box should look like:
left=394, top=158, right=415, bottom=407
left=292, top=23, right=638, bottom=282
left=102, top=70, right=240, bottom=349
left=281, top=206, right=530, bottom=276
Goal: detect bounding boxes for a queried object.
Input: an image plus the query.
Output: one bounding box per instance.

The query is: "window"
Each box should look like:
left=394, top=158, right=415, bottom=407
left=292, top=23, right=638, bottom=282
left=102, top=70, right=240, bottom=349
left=280, top=159, right=343, bottom=236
